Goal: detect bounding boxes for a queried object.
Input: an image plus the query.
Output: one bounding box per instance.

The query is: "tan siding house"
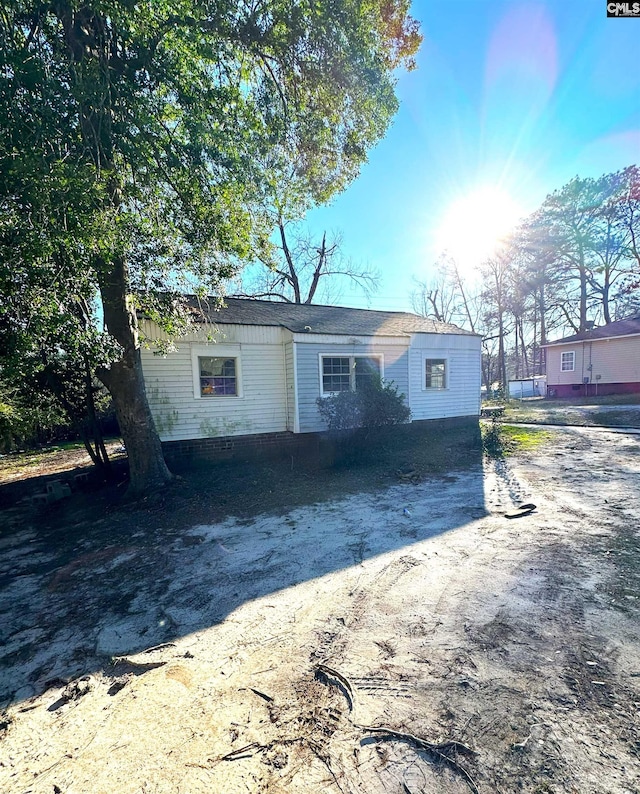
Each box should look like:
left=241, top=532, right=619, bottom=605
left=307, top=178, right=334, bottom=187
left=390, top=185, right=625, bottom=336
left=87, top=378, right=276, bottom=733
left=543, top=316, right=640, bottom=397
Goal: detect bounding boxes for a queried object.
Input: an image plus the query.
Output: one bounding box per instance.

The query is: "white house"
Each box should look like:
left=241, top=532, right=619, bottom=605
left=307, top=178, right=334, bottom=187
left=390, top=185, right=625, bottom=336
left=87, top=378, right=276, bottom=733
left=139, top=298, right=481, bottom=457
left=543, top=315, right=640, bottom=398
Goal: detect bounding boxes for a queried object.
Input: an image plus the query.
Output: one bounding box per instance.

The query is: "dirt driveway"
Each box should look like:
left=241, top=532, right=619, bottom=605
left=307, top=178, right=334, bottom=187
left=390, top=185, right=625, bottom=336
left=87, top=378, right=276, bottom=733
left=1, top=427, right=640, bottom=793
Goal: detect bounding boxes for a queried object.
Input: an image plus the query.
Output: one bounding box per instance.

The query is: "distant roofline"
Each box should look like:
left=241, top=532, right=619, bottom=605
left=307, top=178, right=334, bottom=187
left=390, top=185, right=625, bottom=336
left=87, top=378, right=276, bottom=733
left=542, top=331, right=640, bottom=347
left=541, top=315, right=640, bottom=347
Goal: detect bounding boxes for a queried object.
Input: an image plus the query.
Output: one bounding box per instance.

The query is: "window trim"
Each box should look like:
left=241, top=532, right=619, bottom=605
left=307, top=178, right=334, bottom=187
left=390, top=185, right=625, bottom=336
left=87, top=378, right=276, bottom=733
left=560, top=350, right=575, bottom=372
left=318, top=353, right=384, bottom=397
left=423, top=356, right=448, bottom=391
left=191, top=344, right=243, bottom=399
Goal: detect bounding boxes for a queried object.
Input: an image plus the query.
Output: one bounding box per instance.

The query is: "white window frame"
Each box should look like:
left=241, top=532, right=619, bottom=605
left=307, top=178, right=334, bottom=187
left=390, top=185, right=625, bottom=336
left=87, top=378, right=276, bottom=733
left=560, top=350, right=575, bottom=372
left=318, top=354, right=384, bottom=397
left=423, top=356, right=448, bottom=390
left=191, top=344, right=243, bottom=399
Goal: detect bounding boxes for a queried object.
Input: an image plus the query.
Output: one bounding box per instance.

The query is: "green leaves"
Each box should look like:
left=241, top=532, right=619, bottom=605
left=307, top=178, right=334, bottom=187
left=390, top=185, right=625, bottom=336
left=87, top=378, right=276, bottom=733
left=0, top=0, right=420, bottom=480
left=2, top=0, right=421, bottom=306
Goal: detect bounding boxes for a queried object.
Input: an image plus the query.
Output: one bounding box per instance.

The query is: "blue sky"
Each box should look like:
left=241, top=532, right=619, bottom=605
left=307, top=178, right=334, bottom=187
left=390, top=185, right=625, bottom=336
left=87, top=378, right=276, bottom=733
left=301, top=0, right=640, bottom=312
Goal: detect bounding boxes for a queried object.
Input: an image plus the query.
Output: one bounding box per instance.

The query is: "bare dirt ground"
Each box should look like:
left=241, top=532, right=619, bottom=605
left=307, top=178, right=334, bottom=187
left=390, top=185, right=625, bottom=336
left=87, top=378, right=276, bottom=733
left=503, top=396, right=640, bottom=430
left=1, top=426, right=640, bottom=794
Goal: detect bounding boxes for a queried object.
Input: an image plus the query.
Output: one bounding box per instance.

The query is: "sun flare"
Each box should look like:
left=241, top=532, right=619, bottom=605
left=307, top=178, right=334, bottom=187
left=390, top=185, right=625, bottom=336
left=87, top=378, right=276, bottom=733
left=435, top=186, right=524, bottom=275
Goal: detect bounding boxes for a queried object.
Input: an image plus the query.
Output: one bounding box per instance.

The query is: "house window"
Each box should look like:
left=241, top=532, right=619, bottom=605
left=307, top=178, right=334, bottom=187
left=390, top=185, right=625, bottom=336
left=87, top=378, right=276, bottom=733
left=320, top=355, right=382, bottom=395
left=322, top=357, right=351, bottom=393
left=561, top=351, right=575, bottom=372
left=199, top=356, right=238, bottom=396
left=425, top=358, right=447, bottom=389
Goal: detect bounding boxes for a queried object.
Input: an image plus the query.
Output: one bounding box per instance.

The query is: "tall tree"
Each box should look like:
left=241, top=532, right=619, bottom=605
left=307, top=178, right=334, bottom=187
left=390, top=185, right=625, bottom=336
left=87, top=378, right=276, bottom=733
left=0, top=1, right=421, bottom=494
left=522, top=170, right=639, bottom=334
left=606, top=165, right=640, bottom=314
left=526, top=177, right=609, bottom=333
left=480, top=252, right=514, bottom=394
left=617, top=165, right=640, bottom=271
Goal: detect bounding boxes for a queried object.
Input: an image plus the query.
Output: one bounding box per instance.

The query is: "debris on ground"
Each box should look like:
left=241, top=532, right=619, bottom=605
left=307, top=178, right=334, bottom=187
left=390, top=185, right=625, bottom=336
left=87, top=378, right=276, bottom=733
left=0, top=427, right=639, bottom=792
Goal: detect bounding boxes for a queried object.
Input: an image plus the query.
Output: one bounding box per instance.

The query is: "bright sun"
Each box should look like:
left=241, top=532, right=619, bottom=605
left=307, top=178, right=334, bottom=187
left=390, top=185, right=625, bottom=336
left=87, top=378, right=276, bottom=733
left=435, top=186, right=524, bottom=275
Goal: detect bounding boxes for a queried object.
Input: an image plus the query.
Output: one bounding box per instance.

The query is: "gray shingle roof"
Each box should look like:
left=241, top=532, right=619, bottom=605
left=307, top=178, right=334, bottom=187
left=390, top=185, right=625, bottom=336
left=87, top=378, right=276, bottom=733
left=185, top=297, right=476, bottom=337
left=543, top=316, right=640, bottom=346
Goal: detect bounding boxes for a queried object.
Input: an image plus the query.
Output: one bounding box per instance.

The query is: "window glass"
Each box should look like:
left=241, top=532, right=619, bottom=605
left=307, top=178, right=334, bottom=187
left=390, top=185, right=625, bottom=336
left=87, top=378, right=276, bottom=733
left=425, top=358, right=446, bottom=389
left=322, top=356, right=382, bottom=394
left=199, top=357, right=237, bottom=396
left=561, top=351, right=575, bottom=372
left=354, top=357, right=381, bottom=390
left=322, top=357, right=351, bottom=393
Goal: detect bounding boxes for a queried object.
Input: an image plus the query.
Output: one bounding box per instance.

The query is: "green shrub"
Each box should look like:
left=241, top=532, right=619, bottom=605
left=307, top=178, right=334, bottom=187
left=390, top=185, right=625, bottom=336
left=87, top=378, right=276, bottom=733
left=317, top=376, right=411, bottom=432
left=481, top=417, right=507, bottom=458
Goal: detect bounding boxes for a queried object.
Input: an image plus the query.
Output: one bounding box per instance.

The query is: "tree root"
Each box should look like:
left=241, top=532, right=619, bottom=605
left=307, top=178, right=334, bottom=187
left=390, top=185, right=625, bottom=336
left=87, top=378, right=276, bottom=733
left=356, top=724, right=479, bottom=794
left=315, top=662, right=479, bottom=794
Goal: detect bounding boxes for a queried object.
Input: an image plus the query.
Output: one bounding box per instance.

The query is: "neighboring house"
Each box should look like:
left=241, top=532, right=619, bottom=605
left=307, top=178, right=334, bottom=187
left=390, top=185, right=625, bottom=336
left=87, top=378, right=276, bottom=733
left=139, top=298, right=481, bottom=457
left=542, top=316, right=640, bottom=397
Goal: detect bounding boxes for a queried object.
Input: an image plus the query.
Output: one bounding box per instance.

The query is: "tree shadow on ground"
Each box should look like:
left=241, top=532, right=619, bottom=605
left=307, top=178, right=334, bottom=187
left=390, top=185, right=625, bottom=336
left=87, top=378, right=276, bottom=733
left=0, top=420, right=488, bottom=706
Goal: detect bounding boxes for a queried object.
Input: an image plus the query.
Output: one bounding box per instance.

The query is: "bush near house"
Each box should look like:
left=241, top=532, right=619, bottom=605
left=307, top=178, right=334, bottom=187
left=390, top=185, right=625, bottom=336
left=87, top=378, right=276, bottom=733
left=317, top=376, right=411, bottom=432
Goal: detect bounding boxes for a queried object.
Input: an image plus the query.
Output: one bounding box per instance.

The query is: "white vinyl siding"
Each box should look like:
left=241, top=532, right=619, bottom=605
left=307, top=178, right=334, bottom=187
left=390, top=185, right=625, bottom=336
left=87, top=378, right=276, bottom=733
left=139, top=319, right=284, bottom=347
left=141, top=331, right=288, bottom=441
left=410, top=334, right=481, bottom=420
left=140, top=319, right=482, bottom=439
left=284, top=341, right=298, bottom=432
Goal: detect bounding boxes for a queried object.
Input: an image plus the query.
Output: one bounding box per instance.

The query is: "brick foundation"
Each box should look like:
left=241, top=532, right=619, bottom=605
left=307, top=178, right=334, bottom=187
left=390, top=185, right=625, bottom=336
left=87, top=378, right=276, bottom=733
left=161, top=415, right=479, bottom=465
left=162, top=430, right=321, bottom=465
left=548, top=382, right=640, bottom=398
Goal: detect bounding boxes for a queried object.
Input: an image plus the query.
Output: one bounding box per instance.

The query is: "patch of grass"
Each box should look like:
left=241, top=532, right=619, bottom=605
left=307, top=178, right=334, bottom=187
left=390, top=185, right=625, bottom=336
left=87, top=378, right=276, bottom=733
left=481, top=421, right=551, bottom=459
left=589, top=409, right=640, bottom=427
left=505, top=394, right=640, bottom=409
left=501, top=425, right=552, bottom=451
left=0, top=439, right=123, bottom=489
left=0, top=446, right=80, bottom=479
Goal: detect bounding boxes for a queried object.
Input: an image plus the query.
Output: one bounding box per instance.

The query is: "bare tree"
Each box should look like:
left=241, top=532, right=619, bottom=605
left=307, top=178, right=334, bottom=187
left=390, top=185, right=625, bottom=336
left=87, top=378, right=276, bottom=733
left=232, top=221, right=379, bottom=304
left=480, top=253, right=513, bottom=394
left=411, top=255, right=479, bottom=330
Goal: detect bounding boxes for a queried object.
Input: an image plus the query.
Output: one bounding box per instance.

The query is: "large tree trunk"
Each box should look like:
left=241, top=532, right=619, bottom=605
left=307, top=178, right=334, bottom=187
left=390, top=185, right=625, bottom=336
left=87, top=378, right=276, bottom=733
left=56, top=7, right=172, bottom=495
left=97, top=257, right=173, bottom=496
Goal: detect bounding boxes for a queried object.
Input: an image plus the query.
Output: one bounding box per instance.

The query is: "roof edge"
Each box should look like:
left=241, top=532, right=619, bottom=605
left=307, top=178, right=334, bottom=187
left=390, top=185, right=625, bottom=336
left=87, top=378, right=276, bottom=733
left=542, top=330, right=640, bottom=347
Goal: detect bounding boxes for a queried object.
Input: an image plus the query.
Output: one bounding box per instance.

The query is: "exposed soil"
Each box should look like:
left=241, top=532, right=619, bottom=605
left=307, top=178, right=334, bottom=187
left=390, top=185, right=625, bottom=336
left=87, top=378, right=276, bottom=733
left=1, top=425, right=640, bottom=793
left=503, top=396, right=640, bottom=429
